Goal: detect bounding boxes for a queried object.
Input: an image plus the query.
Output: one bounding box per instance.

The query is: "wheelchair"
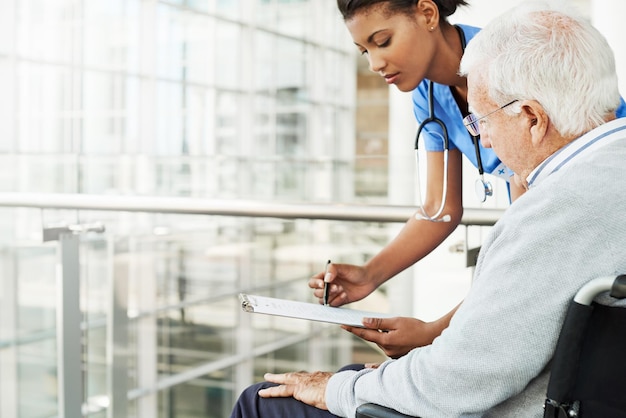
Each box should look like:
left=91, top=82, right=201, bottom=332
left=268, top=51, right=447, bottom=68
left=356, top=275, right=626, bottom=418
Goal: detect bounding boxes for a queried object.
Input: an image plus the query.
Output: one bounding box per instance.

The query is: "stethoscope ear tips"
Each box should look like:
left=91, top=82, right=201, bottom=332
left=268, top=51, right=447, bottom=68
left=475, top=177, right=493, bottom=203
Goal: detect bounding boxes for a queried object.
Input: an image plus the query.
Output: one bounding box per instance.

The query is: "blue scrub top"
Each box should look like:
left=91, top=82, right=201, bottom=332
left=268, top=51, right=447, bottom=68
left=411, top=24, right=626, bottom=182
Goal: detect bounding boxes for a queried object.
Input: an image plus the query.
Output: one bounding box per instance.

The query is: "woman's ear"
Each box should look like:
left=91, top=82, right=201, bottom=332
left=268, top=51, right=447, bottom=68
left=417, top=0, right=440, bottom=30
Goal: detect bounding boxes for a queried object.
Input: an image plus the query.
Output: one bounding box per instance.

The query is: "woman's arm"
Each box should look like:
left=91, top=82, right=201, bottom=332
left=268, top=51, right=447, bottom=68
left=361, top=148, right=465, bottom=286
left=310, top=149, right=465, bottom=306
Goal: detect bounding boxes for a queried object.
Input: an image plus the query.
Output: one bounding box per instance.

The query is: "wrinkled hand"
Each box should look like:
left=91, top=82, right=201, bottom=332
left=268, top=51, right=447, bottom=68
left=308, top=263, right=378, bottom=307
left=258, top=371, right=333, bottom=410
left=342, top=316, right=438, bottom=358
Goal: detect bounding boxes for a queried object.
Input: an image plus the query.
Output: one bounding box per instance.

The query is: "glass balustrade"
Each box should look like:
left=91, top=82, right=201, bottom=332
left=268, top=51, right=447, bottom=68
left=1, top=206, right=404, bottom=418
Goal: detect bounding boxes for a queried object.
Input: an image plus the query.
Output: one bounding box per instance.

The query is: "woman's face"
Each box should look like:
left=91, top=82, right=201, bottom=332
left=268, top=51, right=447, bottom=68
left=346, top=5, right=436, bottom=92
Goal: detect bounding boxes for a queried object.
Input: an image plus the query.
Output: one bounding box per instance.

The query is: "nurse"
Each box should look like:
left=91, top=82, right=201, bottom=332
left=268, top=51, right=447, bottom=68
left=309, top=0, right=626, bottom=358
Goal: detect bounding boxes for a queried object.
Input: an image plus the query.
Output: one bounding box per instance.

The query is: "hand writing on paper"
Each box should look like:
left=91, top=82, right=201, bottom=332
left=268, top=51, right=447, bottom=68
left=309, top=262, right=378, bottom=307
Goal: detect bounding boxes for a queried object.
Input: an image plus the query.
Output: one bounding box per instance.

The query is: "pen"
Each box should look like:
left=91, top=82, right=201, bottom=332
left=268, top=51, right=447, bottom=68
left=323, top=260, right=331, bottom=306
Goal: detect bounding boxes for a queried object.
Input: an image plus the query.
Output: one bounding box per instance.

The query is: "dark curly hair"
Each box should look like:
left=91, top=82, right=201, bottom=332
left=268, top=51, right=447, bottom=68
left=336, top=0, right=469, bottom=20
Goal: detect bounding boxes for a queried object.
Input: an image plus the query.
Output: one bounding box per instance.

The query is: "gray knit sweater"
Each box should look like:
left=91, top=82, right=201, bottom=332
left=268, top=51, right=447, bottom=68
left=326, top=118, right=626, bottom=417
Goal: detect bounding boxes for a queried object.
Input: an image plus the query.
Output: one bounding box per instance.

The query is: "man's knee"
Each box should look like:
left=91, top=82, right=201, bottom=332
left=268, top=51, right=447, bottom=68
left=231, top=381, right=279, bottom=418
left=338, top=363, right=366, bottom=373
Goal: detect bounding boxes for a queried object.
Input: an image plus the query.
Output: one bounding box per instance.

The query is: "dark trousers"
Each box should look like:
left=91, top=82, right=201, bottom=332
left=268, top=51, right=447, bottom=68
left=230, top=364, right=366, bottom=418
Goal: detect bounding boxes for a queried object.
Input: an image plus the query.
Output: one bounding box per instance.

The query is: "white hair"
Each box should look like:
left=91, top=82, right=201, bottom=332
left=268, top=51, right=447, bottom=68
left=459, top=1, right=621, bottom=137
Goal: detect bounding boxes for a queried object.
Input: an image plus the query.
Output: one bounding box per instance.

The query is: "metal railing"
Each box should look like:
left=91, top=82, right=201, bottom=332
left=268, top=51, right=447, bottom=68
left=0, top=192, right=504, bottom=224
left=0, top=192, right=503, bottom=418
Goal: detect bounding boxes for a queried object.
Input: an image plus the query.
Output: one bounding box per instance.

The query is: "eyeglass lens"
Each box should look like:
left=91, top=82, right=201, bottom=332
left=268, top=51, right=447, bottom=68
left=463, top=100, right=518, bottom=136
left=464, top=114, right=480, bottom=136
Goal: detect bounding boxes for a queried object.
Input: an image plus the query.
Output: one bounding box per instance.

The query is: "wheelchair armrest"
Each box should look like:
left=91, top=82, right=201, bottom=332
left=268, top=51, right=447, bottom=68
left=356, top=403, right=419, bottom=418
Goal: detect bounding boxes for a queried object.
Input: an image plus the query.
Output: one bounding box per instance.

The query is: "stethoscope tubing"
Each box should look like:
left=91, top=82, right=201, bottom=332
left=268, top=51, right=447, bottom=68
left=414, top=81, right=493, bottom=222
left=413, top=25, right=492, bottom=223
left=414, top=81, right=450, bottom=222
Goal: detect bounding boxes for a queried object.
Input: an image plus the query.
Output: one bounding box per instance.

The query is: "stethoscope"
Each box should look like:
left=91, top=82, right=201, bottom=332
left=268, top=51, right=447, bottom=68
left=414, top=26, right=493, bottom=223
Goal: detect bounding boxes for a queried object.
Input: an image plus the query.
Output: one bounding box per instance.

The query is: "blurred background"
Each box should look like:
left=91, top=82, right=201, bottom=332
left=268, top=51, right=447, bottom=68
left=0, top=0, right=623, bottom=417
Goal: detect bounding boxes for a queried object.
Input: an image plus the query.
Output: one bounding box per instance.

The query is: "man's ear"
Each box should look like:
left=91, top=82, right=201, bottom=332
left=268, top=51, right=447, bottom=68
left=520, top=100, right=548, bottom=146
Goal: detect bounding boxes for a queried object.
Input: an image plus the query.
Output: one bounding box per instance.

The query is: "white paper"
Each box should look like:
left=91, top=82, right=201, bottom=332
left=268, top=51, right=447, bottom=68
left=239, top=293, right=393, bottom=327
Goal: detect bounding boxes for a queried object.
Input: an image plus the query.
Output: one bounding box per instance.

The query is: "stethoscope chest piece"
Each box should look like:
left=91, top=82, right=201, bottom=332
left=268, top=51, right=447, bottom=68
left=475, top=176, right=493, bottom=203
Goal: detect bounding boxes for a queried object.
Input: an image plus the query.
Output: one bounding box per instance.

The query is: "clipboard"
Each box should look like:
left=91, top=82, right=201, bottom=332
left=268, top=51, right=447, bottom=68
left=239, top=293, right=393, bottom=328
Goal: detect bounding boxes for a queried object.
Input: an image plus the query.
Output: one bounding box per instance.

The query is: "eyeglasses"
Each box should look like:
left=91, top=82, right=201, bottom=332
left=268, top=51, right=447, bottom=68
left=463, top=100, right=518, bottom=136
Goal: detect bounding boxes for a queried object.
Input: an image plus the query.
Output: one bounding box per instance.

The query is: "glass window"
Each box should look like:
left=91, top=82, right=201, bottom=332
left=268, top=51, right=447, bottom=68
left=17, top=62, right=73, bottom=153
left=215, top=21, right=240, bottom=89
left=16, top=0, right=75, bottom=63
left=0, top=1, right=362, bottom=415
left=275, top=37, right=306, bottom=96
left=156, top=80, right=184, bottom=155
left=82, top=71, right=127, bottom=154
left=276, top=0, right=311, bottom=38
left=216, top=0, right=241, bottom=19
left=83, top=0, right=141, bottom=72
left=253, top=31, right=275, bottom=93
left=156, top=5, right=186, bottom=81
left=0, top=59, right=15, bottom=152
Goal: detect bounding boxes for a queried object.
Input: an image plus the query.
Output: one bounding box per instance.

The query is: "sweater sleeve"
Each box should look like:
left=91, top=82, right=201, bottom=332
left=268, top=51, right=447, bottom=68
left=325, top=172, right=622, bottom=417
left=326, top=368, right=372, bottom=417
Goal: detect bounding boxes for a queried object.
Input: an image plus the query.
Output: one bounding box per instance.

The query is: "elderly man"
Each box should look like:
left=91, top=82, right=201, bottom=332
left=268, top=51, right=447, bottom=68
left=230, top=2, right=626, bottom=417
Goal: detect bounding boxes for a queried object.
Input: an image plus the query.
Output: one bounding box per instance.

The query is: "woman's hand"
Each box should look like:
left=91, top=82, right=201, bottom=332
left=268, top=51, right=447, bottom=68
left=308, top=263, right=378, bottom=307
left=342, top=316, right=442, bottom=358
left=258, top=371, right=333, bottom=410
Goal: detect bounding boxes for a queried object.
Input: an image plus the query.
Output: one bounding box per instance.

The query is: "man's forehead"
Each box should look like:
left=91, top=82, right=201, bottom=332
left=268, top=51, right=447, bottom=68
left=466, top=75, right=489, bottom=114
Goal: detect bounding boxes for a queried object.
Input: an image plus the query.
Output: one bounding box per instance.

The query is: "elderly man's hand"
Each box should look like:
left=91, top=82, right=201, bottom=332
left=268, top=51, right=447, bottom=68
left=258, top=371, right=333, bottom=410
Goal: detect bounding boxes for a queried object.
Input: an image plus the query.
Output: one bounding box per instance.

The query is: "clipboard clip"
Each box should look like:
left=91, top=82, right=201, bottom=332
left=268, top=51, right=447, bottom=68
left=239, top=293, right=255, bottom=313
